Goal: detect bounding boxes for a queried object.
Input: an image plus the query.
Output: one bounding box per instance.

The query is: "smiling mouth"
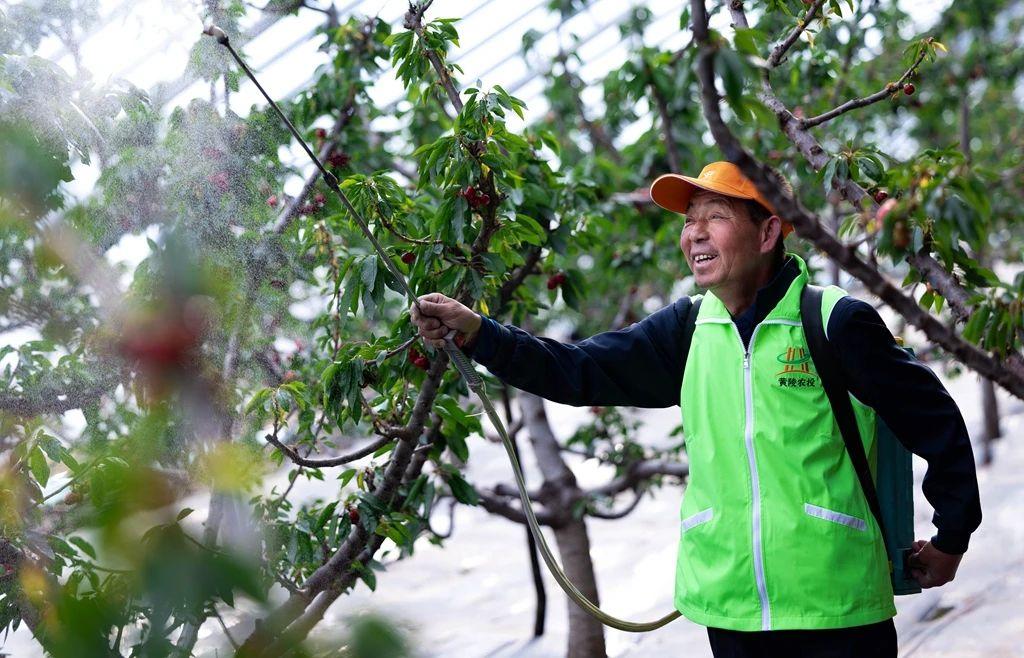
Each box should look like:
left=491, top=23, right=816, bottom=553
left=692, top=254, right=718, bottom=265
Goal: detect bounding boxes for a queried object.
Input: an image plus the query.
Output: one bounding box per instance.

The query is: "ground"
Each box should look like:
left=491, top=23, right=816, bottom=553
left=280, top=369, right=1024, bottom=657
left=3, top=360, right=1020, bottom=657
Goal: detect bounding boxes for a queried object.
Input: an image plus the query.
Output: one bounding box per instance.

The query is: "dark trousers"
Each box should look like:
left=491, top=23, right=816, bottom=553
left=706, top=618, right=897, bottom=658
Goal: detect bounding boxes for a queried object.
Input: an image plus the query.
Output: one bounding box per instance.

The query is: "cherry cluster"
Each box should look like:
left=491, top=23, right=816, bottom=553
left=458, top=185, right=491, bottom=209
left=546, top=272, right=567, bottom=290
left=266, top=191, right=327, bottom=215
left=408, top=347, right=430, bottom=370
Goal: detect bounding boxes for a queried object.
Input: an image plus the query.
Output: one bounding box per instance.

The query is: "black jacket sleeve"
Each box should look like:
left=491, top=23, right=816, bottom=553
left=827, top=297, right=982, bottom=554
left=462, top=297, right=694, bottom=408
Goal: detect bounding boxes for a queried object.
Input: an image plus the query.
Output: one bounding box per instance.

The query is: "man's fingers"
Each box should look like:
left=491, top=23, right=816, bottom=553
left=417, top=299, right=447, bottom=318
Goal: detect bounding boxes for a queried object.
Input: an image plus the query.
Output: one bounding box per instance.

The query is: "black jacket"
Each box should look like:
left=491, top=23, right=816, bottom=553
left=465, top=255, right=982, bottom=554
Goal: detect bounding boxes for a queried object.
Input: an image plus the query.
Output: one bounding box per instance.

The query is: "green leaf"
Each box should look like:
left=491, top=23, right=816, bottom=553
left=176, top=508, right=194, bottom=521
left=361, top=255, right=378, bottom=291
left=69, top=536, right=96, bottom=559
left=316, top=501, right=338, bottom=531
left=715, top=48, right=750, bottom=121
left=443, top=469, right=479, bottom=505
left=339, top=468, right=358, bottom=488
left=29, top=445, right=49, bottom=487
left=245, top=388, right=273, bottom=415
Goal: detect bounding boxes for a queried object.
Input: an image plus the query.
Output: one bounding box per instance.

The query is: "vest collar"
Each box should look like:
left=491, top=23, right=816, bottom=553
left=697, top=253, right=809, bottom=323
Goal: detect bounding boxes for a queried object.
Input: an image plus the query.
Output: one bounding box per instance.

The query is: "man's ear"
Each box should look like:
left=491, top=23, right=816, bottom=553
left=761, top=215, right=782, bottom=254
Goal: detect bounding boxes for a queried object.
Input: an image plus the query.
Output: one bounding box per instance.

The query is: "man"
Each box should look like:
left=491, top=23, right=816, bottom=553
left=410, top=161, right=981, bottom=657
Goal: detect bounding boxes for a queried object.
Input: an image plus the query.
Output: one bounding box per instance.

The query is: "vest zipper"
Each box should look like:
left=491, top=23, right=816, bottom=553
left=734, top=323, right=771, bottom=630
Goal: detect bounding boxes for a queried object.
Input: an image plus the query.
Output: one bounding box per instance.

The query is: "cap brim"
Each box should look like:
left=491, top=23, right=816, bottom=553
left=649, top=173, right=759, bottom=215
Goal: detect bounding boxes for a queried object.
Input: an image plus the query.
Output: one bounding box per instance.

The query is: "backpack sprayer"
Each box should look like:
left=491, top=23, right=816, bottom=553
left=202, top=24, right=681, bottom=632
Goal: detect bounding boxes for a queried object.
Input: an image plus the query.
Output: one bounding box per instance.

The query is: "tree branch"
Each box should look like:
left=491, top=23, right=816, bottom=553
left=766, top=0, right=829, bottom=69
left=642, top=58, right=682, bottom=171
left=404, top=2, right=463, bottom=113
left=0, top=362, right=125, bottom=417
left=478, top=486, right=559, bottom=526
left=690, top=0, right=1024, bottom=400
left=582, top=458, right=689, bottom=498
left=264, top=432, right=399, bottom=468
left=585, top=488, right=644, bottom=520
left=269, top=18, right=376, bottom=236
left=732, top=1, right=979, bottom=325
left=801, top=46, right=928, bottom=128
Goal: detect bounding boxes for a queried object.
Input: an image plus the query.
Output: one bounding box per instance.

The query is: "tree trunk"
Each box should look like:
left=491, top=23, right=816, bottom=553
left=518, top=392, right=608, bottom=658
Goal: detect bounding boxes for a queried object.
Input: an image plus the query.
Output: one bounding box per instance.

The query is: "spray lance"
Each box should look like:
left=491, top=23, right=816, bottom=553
left=203, top=24, right=681, bottom=632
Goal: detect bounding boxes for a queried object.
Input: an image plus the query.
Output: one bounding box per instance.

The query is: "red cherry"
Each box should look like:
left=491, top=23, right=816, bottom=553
left=401, top=251, right=416, bottom=264
left=546, top=275, right=560, bottom=290
left=903, top=83, right=915, bottom=96
left=476, top=193, right=491, bottom=207
left=408, top=347, right=422, bottom=362
left=555, top=273, right=567, bottom=285
left=267, top=194, right=278, bottom=207
left=348, top=507, right=360, bottom=523
left=414, top=356, right=430, bottom=370
left=873, top=190, right=888, bottom=203
left=327, top=151, right=350, bottom=168
left=315, top=128, right=327, bottom=140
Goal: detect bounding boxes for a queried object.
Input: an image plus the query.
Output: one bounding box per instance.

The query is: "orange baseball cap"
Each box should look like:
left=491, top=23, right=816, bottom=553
left=650, top=161, right=794, bottom=237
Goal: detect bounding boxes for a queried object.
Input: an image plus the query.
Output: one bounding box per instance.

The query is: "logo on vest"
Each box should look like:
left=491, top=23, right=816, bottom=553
left=775, top=346, right=818, bottom=388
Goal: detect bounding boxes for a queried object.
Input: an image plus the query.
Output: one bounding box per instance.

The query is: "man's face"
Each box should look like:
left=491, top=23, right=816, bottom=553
left=678, top=191, right=766, bottom=291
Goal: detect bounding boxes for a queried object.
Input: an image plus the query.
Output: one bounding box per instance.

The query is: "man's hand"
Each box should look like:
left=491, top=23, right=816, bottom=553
left=410, top=293, right=482, bottom=348
left=908, top=539, right=963, bottom=588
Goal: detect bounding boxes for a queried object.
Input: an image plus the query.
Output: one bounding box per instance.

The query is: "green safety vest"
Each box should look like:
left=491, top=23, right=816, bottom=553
left=674, top=253, right=897, bottom=631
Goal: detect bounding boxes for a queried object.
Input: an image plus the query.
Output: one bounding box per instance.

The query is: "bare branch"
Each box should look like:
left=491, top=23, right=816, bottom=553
left=643, top=58, right=682, bottom=171
left=426, top=496, right=456, bottom=539
left=264, top=432, right=398, bottom=468
left=492, top=481, right=544, bottom=502
left=583, top=458, right=690, bottom=498
left=556, top=55, right=624, bottom=165
left=478, top=486, right=559, bottom=526
left=585, top=488, right=644, bottom=520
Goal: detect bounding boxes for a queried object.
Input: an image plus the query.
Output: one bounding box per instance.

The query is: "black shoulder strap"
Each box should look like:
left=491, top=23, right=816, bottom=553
left=800, top=285, right=886, bottom=540
left=680, top=297, right=703, bottom=370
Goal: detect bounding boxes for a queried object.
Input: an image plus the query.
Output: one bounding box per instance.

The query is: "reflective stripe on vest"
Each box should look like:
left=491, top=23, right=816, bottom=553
left=673, top=253, right=897, bottom=631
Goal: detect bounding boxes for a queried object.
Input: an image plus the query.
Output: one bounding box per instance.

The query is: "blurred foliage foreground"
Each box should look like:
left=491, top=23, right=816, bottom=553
left=1, top=0, right=1023, bottom=656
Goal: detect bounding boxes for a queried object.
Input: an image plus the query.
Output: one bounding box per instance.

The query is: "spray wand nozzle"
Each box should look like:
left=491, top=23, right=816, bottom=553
left=202, top=24, right=229, bottom=45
